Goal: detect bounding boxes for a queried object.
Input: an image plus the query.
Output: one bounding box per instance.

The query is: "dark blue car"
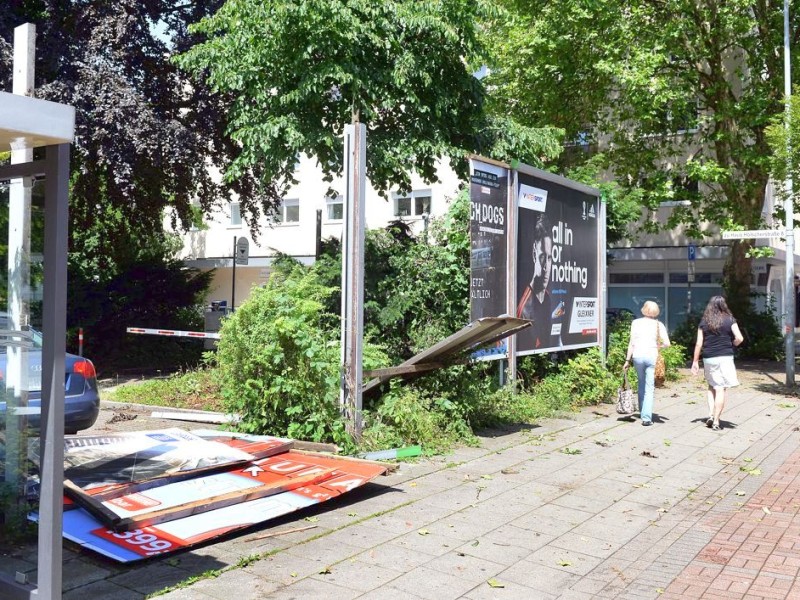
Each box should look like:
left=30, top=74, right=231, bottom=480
left=0, top=326, right=100, bottom=434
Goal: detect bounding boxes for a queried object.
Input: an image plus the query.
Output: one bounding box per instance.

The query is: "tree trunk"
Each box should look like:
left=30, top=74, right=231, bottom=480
left=722, top=240, right=752, bottom=319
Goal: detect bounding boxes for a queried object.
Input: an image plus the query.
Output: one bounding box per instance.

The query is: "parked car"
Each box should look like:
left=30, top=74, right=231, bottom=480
left=0, top=324, right=100, bottom=434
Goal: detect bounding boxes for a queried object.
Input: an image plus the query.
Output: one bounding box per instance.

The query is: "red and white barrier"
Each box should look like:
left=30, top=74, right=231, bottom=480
left=126, top=327, right=220, bottom=340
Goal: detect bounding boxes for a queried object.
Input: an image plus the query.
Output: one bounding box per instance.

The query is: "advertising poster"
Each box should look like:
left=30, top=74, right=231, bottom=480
left=515, top=170, right=600, bottom=354
left=469, top=160, right=509, bottom=323
left=469, top=159, right=510, bottom=360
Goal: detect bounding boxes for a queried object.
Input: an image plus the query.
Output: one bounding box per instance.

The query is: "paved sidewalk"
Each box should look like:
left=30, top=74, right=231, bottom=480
left=5, top=361, right=800, bottom=599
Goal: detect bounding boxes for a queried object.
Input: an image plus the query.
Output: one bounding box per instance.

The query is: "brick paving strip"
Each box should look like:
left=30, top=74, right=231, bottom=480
left=661, top=446, right=800, bottom=599
left=582, top=377, right=800, bottom=600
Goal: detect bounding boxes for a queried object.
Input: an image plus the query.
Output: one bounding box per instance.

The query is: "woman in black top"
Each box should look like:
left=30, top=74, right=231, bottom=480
left=690, top=296, right=744, bottom=431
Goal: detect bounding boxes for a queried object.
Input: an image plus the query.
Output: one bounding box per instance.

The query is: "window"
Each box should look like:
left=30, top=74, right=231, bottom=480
left=392, top=189, right=432, bottom=217
left=326, top=195, right=343, bottom=221
left=280, top=198, right=300, bottom=224
left=609, top=273, right=664, bottom=284
left=229, top=202, right=241, bottom=227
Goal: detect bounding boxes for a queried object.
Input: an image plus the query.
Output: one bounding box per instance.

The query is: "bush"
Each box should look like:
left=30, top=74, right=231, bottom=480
left=215, top=267, right=356, bottom=445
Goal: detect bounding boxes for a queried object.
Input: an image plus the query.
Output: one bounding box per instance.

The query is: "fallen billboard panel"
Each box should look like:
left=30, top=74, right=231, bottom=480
left=31, top=430, right=388, bottom=563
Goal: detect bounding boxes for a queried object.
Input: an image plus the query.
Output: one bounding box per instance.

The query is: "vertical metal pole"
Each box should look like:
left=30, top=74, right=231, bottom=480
left=315, top=209, right=322, bottom=260
left=508, top=168, right=517, bottom=386
left=38, top=143, right=69, bottom=600
left=231, top=236, right=236, bottom=311
left=340, top=123, right=366, bottom=437
left=785, top=0, right=796, bottom=386
left=599, top=192, right=608, bottom=365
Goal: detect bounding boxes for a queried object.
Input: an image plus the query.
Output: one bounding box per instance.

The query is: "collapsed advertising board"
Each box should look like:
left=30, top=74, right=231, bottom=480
left=515, top=167, right=601, bottom=355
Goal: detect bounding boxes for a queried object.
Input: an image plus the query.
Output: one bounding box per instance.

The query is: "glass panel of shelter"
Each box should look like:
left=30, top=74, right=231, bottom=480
left=0, top=176, right=44, bottom=580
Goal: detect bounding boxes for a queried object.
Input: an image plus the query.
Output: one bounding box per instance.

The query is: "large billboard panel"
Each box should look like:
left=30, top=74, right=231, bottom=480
left=515, top=170, right=600, bottom=355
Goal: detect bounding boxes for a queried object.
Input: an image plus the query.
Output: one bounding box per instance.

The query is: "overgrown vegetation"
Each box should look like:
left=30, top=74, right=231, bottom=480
left=111, top=191, right=694, bottom=455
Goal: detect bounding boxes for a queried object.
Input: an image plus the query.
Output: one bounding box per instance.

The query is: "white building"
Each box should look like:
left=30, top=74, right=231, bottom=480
left=174, top=155, right=463, bottom=309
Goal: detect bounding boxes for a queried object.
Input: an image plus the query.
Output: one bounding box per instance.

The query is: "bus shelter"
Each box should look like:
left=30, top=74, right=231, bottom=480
left=0, top=90, right=74, bottom=599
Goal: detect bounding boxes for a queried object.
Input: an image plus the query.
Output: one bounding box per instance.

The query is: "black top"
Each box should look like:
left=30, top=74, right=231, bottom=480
left=699, top=315, right=737, bottom=358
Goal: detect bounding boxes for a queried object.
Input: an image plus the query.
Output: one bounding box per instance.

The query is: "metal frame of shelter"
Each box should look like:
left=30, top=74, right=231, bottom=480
left=0, top=89, right=73, bottom=599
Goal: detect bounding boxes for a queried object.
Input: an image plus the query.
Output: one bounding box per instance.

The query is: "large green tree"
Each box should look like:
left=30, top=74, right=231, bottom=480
left=0, top=0, right=251, bottom=277
left=486, top=0, right=795, bottom=314
left=175, top=0, right=562, bottom=218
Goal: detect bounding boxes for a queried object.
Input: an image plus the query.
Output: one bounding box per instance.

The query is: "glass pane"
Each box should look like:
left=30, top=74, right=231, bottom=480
left=669, top=272, right=720, bottom=284
left=230, top=202, right=241, bottom=226
left=667, top=286, right=722, bottom=330
left=608, top=286, right=666, bottom=322
left=394, top=197, right=411, bottom=216
left=0, top=176, right=45, bottom=574
left=414, top=195, right=432, bottom=216
left=609, top=273, right=664, bottom=284
left=327, top=200, right=343, bottom=220
left=285, top=204, right=300, bottom=223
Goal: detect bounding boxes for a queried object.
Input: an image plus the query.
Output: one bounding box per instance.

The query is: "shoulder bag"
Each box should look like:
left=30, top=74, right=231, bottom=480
left=654, top=322, right=666, bottom=388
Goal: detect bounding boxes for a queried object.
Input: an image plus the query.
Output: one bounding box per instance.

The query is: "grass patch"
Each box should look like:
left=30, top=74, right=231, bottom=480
left=105, top=368, right=224, bottom=412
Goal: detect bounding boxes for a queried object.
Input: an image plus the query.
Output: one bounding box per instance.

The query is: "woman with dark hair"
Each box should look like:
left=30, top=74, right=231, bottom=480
left=691, top=296, right=744, bottom=431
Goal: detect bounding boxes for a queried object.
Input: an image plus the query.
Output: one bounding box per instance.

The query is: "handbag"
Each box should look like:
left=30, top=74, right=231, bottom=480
left=616, top=371, right=636, bottom=414
left=654, top=322, right=666, bottom=387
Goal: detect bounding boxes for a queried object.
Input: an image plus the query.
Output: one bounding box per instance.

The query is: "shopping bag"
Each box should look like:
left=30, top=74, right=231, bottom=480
left=616, top=371, right=636, bottom=414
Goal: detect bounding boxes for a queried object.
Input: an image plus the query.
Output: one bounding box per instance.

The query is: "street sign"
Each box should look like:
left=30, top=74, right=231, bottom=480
left=722, top=229, right=785, bottom=240
left=235, top=237, right=249, bottom=265
left=688, top=243, right=696, bottom=261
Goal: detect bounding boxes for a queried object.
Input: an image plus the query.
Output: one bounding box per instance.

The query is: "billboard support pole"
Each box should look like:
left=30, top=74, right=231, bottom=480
left=340, top=123, right=366, bottom=438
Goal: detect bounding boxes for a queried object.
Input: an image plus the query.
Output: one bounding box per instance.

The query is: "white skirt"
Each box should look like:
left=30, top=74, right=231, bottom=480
left=703, top=355, right=739, bottom=388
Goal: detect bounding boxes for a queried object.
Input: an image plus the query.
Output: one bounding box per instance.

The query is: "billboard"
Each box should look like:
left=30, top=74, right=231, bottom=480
left=515, top=169, right=601, bottom=355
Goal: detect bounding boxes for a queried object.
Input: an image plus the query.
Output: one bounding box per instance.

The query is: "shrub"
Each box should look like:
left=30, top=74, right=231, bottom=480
left=215, top=266, right=355, bottom=445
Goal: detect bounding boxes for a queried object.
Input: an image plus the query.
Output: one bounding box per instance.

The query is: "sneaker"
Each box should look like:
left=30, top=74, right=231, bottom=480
left=642, top=421, right=653, bottom=427
left=706, top=418, right=713, bottom=428
left=712, top=422, right=721, bottom=431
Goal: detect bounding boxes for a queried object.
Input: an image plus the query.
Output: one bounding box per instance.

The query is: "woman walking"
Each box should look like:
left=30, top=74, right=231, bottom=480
left=691, top=296, right=744, bottom=431
left=624, top=300, right=670, bottom=426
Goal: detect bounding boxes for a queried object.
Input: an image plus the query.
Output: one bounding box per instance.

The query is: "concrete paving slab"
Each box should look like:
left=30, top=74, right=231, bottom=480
left=307, top=558, right=401, bottom=593
left=388, top=565, right=484, bottom=600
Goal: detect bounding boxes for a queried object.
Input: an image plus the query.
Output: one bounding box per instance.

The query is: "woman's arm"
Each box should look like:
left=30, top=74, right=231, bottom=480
left=659, top=322, right=671, bottom=347
left=731, top=323, right=744, bottom=347
left=624, top=323, right=635, bottom=369
left=691, top=329, right=704, bottom=375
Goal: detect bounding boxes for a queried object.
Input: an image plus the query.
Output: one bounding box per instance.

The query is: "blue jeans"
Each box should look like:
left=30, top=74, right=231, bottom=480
left=633, top=353, right=656, bottom=423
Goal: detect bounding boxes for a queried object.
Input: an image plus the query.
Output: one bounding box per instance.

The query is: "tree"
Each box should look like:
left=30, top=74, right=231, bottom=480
left=0, top=0, right=252, bottom=276
left=486, top=0, right=793, bottom=315
left=175, top=0, right=562, bottom=223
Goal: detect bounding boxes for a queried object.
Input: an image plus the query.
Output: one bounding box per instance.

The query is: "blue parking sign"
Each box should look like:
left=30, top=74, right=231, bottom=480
left=688, top=243, right=696, bottom=261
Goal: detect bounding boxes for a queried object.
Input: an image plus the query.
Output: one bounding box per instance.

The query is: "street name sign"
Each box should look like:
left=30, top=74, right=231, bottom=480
left=722, top=229, right=786, bottom=240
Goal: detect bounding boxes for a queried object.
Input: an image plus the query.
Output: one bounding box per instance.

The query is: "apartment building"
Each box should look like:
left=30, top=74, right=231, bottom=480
left=174, top=155, right=463, bottom=309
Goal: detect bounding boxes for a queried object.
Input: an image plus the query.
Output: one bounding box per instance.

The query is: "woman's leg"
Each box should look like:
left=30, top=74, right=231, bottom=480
left=634, top=356, right=655, bottom=423
left=706, top=386, right=715, bottom=425
left=712, top=386, right=726, bottom=427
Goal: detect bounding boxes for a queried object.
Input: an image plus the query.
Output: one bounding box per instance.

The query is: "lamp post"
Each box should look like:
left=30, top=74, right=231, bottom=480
left=784, top=0, right=795, bottom=386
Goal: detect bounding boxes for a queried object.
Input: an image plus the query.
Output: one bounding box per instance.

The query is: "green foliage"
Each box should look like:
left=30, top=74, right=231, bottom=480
left=361, top=387, right=476, bottom=454
left=215, top=265, right=388, bottom=445
left=106, top=368, right=223, bottom=412
left=68, top=251, right=213, bottom=373
left=0, top=482, right=36, bottom=545
left=485, top=0, right=789, bottom=300
left=176, top=0, right=562, bottom=225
